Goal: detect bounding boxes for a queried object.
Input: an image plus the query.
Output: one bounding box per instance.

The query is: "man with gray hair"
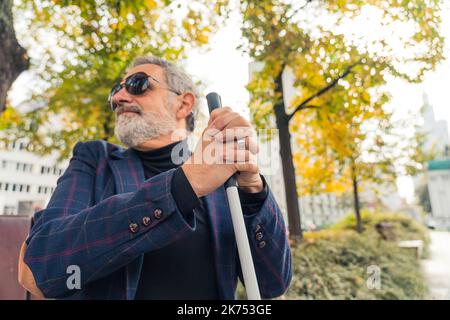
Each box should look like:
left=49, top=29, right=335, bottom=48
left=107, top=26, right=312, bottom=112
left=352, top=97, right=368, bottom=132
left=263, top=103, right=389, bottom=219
left=18, top=56, right=292, bottom=300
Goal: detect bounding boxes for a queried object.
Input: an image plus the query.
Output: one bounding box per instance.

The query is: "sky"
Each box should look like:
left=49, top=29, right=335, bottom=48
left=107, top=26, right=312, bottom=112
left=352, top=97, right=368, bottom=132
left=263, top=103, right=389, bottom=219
left=9, top=2, right=450, bottom=203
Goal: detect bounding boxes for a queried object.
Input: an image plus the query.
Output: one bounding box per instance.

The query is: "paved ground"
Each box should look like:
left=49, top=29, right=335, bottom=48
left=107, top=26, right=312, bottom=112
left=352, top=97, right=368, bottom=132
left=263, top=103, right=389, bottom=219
left=421, top=231, right=450, bottom=300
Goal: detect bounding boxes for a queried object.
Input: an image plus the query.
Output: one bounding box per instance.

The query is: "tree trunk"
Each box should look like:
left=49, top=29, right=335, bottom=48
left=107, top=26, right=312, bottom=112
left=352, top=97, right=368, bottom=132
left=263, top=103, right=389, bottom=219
left=0, top=0, right=29, bottom=113
left=351, top=165, right=363, bottom=233
left=274, top=70, right=303, bottom=245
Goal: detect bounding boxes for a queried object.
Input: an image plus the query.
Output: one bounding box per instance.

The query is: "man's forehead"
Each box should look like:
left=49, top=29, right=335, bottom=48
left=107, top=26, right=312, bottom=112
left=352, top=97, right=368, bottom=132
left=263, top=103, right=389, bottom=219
left=123, top=64, right=165, bottom=80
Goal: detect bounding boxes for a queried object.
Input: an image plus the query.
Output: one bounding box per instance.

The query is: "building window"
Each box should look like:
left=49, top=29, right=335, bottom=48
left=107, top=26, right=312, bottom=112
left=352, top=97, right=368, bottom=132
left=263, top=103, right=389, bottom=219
left=3, top=206, right=16, bottom=215
left=39, top=165, right=63, bottom=176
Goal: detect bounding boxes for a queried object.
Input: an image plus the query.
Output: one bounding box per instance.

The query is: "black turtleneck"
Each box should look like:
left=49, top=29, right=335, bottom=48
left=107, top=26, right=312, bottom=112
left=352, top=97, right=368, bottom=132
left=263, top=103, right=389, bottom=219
left=133, top=139, right=268, bottom=300
left=135, top=139, right=201, bottom=218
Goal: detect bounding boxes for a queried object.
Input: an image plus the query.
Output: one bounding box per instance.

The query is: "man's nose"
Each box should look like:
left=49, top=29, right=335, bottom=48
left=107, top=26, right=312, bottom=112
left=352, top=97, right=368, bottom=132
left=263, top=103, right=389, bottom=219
left=112, top=87, right=133, bottom=106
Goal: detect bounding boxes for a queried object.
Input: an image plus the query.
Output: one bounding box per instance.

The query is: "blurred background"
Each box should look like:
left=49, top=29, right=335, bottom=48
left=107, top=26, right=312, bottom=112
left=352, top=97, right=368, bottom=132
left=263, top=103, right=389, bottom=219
left=0, top=0, right=449, bottom=300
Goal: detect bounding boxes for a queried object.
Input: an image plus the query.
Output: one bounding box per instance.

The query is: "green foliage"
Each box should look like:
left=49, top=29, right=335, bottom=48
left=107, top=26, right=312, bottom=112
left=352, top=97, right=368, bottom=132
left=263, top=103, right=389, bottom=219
left=236, top=211, right=430, bottom=300
left=285, top=212, right=430, bottom=299
left=331, top=210, right=430, bottom=246
left=3, top=0, right=229, bottom=160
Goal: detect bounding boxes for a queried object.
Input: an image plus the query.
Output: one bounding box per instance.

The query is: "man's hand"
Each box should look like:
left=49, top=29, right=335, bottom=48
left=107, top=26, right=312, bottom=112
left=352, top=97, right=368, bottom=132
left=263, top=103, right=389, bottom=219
left=182, top=107, right=262, bottom=197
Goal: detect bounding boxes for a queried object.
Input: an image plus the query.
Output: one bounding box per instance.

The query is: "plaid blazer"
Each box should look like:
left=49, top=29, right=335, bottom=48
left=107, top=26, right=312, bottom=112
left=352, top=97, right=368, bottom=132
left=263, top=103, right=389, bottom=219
left=24, top=140, right=292, bottom=300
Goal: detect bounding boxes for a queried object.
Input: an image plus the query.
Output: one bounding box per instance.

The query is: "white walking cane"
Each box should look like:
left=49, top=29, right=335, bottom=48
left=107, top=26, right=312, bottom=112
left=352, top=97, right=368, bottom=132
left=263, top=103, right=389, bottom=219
left=206, top=92, right=261, bottom=300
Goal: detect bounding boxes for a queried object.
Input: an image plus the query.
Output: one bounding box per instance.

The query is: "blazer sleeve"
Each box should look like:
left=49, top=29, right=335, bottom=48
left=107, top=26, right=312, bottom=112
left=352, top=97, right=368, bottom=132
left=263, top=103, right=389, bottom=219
left=237, top=182, right=292, bottom=299
left=24, top=142, right=196, bottom=298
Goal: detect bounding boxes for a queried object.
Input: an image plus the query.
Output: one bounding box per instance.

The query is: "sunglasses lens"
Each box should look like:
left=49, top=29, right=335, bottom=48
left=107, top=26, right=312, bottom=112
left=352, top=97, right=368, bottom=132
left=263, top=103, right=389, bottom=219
left=109, top=83, right=123, bottom=111
left=108, top=73, right=152, bottom=112
left=125, top=73, right=149, bottom=95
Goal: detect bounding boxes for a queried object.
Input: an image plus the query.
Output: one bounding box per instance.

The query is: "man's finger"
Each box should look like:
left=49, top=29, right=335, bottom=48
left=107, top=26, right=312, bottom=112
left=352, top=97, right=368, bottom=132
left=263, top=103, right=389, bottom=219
left=218, top=142, right=250, bottom=162
left=216, top=137, right=259, bottom=158
left=233, top=136, right=259, bottom=155
left=214, top=127, right=255, bottom=142
left=235, top=162, right=259, bottom=174
left=208, top=106, right=233, bottom=125
left=209, top=111, right=241, bottom=131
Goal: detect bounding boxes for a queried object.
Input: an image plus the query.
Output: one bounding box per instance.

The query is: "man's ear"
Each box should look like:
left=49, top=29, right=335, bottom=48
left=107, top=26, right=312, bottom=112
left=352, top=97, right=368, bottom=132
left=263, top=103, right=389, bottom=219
left=175, top=92, right=195, bottom=120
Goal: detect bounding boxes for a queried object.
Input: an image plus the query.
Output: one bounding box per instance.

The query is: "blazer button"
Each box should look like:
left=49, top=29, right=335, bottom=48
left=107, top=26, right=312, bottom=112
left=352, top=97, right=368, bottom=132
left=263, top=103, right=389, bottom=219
left=255, top=231, right=264, bottom=241
left=258, top=241, right=266, bottom=249
left=154, top=208, right=163, bottom=219
left=129, top=223, right=139, bottom=233
left=254, top=224, right=262, bottom=233
left=142, top=216, right=151, bottom=227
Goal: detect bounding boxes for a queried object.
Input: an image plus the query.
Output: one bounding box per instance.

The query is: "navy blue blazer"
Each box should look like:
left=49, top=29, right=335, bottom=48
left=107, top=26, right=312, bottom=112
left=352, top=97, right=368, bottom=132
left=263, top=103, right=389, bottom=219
left=24, top=140, right=292, bottom=299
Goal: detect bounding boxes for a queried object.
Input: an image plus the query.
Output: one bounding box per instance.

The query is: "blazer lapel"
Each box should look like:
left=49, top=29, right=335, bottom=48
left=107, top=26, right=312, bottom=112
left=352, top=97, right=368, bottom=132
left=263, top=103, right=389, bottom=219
left=108, top=147, right=145, bottom=300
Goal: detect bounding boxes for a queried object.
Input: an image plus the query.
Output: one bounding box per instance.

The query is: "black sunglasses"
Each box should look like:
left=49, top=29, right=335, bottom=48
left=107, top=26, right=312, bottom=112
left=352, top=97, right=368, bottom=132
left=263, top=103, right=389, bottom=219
left=108, top=72, right=181, bottom=111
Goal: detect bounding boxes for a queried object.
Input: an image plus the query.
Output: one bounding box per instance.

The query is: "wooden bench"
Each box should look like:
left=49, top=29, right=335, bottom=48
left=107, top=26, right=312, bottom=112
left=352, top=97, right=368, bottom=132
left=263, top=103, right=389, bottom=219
left=0, top=215, right=32, bottom=299
left=398, top=240, right=423, bottom=259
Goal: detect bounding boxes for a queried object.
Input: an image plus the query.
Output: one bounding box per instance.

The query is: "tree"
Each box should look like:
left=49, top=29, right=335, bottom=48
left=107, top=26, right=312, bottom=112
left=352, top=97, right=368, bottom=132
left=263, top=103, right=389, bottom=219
left=241, top=0, right=444, bottom=244
left=0, top=0, right=29, bottom=113
left=305, top=99, right=436, bottom=232
left=1, top=0, right=229, bottom=159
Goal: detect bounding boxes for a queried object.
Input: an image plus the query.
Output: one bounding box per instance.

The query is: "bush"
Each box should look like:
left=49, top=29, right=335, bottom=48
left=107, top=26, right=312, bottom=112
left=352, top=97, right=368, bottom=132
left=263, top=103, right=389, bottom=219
left=331, top=210, right=430, bottom=256
left=283, top=211, right=429, bottom=300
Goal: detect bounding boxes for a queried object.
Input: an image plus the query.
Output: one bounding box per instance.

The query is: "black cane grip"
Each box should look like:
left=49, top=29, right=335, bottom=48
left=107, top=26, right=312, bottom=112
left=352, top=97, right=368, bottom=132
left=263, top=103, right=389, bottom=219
left=206, top=92, right=222, bottom=113
left=206, top=92, right=237, bottom=189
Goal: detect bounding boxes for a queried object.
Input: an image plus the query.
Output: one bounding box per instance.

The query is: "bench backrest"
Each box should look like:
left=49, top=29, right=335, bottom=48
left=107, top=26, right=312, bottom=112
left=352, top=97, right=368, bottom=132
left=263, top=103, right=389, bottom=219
left=0, top=215, right=32, bottom=300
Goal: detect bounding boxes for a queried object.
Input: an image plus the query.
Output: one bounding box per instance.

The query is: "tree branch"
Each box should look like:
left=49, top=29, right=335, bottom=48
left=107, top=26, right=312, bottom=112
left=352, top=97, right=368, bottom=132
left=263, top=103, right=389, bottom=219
left=299, top=104, right=320, bottom=111
left=288, top=61, right=360, bottom=121
left=286, top=0, right=314, bottom=22
left=290, top=105, right=321, bottom=119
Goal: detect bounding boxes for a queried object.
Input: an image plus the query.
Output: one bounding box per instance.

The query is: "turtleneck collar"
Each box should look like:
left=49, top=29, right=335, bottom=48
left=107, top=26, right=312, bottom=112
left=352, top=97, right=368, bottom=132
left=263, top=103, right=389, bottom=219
left=134, top=139, right=190, bottom=177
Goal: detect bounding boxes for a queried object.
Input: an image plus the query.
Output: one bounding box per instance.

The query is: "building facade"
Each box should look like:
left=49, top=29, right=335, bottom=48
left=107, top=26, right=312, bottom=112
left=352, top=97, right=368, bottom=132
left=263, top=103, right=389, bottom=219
left=427, top=160, right=450, bottom=230
left=0, top=140, right=68, bottom=216
left=421, top=92, right=450, bottom=154
left=413, top=93, right=450, bottom=228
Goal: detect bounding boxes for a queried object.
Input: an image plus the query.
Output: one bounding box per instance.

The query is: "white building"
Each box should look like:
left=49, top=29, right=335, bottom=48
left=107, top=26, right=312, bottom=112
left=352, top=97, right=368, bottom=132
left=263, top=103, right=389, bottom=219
left=413, top=93, right=450, bottom=227
left=427, top=160, right=450, bottom=229
left=360, top=181, right=405, bottom=212
left=0, top=140, right=68, bottom=216
left=420, top=92, right=450, bottom=155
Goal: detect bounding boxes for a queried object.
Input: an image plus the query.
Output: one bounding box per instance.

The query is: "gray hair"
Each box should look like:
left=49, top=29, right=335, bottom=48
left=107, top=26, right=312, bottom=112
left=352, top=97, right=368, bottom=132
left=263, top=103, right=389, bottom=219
left=131, top=56, right=200, bottom=132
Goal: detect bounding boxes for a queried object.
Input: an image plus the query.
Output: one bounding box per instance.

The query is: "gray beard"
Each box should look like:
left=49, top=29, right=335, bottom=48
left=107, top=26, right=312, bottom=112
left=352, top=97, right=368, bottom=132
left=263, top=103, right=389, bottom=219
left=114, top=109, right=177, bottom=148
